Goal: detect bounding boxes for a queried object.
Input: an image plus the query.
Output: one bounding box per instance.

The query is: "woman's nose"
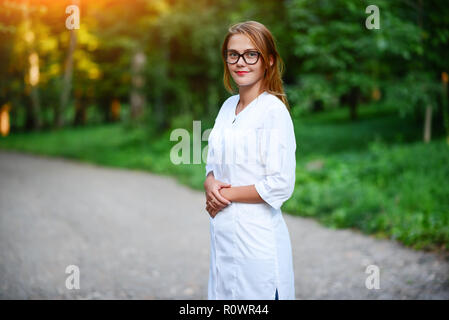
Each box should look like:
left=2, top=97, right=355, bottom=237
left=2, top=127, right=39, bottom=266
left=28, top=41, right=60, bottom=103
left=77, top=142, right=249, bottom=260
left=236, top=57, right=247, bottom=66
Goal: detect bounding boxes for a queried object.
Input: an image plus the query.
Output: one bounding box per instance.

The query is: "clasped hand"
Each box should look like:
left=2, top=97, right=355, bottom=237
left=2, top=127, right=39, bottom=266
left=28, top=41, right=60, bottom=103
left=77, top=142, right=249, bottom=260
left=204, top=175, right=232, bottom=218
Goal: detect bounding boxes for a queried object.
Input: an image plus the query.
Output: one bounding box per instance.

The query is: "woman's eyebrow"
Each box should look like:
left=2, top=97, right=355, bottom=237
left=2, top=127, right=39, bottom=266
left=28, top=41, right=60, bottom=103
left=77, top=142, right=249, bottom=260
left=227, top=48, right=258, bottom=52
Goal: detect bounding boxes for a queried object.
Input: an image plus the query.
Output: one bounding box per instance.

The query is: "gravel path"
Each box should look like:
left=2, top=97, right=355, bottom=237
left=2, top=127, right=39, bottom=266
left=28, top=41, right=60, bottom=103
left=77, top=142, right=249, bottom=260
left=0, top=150, right=448, bottom=299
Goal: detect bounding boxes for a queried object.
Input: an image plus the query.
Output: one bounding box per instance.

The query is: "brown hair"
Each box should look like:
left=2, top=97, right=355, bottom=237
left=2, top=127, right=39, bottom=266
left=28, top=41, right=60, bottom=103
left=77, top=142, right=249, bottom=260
left=221, top=21, right=290, bottom=111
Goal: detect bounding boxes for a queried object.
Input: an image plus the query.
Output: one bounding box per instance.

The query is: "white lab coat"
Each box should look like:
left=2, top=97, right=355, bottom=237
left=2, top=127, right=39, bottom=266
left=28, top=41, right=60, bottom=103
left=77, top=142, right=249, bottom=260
left=205, top=91, right=296, bottom=300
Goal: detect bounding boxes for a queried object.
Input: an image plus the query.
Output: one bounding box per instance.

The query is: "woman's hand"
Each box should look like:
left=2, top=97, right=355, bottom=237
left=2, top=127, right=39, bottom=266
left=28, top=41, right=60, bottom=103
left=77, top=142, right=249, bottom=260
left=205, top=202, right=220, bottom=218
left=204, top=174, right=232, bottom=218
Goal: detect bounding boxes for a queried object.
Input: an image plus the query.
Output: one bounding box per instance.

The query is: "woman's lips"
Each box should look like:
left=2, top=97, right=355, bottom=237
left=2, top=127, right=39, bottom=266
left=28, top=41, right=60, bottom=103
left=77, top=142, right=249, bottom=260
left=236, top=71, right=249, bottom=76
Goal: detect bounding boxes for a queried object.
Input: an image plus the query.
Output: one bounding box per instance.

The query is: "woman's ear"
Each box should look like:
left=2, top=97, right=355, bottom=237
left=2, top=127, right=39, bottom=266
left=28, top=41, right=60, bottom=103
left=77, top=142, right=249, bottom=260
left=269, top=54, right=274, bottom=67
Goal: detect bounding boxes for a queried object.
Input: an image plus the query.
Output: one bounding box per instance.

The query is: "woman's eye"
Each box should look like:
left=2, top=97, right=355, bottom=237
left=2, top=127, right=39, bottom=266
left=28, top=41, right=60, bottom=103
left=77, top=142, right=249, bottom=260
left=248, top=52, right=257, bottom=57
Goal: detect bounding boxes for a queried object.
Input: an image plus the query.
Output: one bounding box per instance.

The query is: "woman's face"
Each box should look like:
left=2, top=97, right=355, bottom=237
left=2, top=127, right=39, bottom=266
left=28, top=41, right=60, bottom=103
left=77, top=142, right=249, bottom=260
left=226, top=34, right=267, bottom=89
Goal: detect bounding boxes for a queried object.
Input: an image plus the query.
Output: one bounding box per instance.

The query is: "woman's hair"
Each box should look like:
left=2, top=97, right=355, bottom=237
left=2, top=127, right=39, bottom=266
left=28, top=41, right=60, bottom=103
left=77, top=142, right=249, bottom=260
left=221, top=20, right=290, bottom=111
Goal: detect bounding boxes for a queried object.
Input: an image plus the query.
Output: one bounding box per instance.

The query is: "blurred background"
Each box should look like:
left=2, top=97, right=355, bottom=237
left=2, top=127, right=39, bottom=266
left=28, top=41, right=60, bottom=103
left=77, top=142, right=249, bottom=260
left=0, top=0, right=449, bottom=299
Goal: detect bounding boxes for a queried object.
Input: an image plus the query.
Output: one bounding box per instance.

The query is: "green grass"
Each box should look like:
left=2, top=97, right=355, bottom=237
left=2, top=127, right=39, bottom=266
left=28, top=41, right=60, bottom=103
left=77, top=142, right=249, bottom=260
left=0, top=123, right=209, bottom=191
left=1, top=103, right=448, bottom=251
left=287, top=104, right=449, bottom=251
left=296, top=104, right=423, bottom=156
left=285, top=140, right=449, bottom=251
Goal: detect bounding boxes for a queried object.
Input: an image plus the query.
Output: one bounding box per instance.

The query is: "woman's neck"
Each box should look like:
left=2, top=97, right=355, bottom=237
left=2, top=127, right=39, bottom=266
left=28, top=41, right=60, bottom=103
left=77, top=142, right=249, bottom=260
left=238, top=82, right=265, bottom=109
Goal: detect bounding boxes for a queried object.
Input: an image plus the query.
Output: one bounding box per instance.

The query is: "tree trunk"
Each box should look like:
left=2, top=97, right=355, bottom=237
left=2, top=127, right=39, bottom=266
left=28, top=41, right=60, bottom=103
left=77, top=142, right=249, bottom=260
left=130, top=49, right=146, bottom=120
left=23, top=1, right=42, bottom=130
left=153, top=33, right=169, bottom=131
left=348, top=86, right=360, bottom=121
left=29, top=85, right=41, bottom=129
left=73, top=91, right=88, bottom=126
left=423, top=105, right=432, bottom=143
left=312, top=100, right=324, bottom=113
left=441, top=72, right=449, bottom=145
left=57, top=28, right=77, bottom=128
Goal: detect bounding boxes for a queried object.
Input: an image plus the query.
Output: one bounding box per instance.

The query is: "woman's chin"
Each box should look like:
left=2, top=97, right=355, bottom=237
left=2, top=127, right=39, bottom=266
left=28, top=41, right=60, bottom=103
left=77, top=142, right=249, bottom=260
left=235, top=81, right=251, bottom=87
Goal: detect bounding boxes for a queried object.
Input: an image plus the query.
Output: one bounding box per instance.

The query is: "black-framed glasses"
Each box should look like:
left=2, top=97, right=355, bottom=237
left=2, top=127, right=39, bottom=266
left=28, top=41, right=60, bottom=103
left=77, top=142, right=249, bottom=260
left=225, top=50, right=261, bottom=65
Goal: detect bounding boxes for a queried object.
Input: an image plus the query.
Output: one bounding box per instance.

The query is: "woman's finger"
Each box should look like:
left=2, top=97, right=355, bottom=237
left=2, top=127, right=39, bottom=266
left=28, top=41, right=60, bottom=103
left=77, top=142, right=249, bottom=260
left=209, top=208, right=216, bottom=218
left=208, top=200, right=218, bottom=210
left=205, top=182, right=231, bottom=206
left=212, top=190, right=231, bottom=206
left=207, top=203, right=218, bottom=217
left=206, top=205, right=214, bottom=218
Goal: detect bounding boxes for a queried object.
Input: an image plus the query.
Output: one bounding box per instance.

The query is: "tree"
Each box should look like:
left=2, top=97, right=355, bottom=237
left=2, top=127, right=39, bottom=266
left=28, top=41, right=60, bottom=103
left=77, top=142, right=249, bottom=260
left=286, top=0, right=423, bottom=122
left=383, top=0, right=449, bottom=142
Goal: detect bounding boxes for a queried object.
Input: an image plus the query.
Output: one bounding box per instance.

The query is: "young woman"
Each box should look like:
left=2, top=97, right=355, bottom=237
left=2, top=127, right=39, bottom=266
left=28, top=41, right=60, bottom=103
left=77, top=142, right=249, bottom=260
left=203, top=21, right=296, bottom=300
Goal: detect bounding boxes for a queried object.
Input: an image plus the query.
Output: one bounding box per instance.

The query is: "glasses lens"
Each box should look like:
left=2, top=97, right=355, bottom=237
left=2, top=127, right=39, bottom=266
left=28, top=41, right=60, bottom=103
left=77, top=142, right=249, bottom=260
left=225, top=51, right=259, bottom=64
left=226, top=51, right=238, bottom=63
left=244, top=51, right=259, bottom=64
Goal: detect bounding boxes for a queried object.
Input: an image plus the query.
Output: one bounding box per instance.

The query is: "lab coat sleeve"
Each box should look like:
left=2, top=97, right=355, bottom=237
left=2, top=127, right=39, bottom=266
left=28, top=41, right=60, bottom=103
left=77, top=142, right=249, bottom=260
left=205, top=113, right=220, bottom=178
left=254, top=106, right=296, bottom=210
left=205, top=145, right=214, bottom=177
left=204, top=95, right=235, bottom=178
